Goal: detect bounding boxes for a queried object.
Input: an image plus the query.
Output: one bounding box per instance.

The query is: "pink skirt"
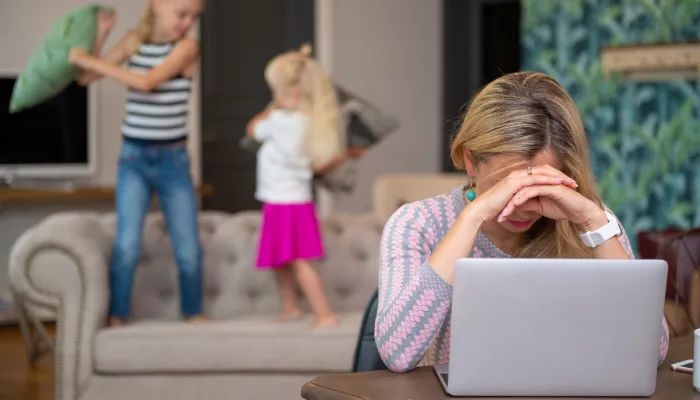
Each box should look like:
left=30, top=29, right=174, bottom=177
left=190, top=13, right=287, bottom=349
left=256, top=202, right=325, bottom=269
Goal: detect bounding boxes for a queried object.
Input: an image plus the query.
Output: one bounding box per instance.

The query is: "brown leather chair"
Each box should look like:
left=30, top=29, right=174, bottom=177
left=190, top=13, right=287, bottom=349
left=638, top=228, right=700, bottom=338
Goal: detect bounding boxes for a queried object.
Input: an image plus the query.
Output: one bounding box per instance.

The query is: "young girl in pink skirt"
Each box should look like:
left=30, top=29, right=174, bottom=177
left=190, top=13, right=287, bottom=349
left=246, top=44, right=343, bottom=329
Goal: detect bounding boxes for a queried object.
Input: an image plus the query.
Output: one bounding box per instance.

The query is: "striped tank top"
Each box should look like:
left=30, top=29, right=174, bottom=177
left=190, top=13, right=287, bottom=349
left=122, top=42, right=191, bottom=144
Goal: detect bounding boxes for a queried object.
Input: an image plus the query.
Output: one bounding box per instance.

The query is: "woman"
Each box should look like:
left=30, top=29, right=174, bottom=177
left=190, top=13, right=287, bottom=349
left=69, top=0, right=205, bottom=325
left=375, top=72, right=669, bottom=372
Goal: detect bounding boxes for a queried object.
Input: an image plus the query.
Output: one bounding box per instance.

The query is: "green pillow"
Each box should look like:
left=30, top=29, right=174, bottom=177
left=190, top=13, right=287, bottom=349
left=9, top=4, right=114, bottom=113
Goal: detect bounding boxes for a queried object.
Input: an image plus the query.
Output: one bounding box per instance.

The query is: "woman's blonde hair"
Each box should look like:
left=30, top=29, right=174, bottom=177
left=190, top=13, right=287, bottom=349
left=451, top=71, right=600, bottom=259
left=264, top=44, right=343, bottom=170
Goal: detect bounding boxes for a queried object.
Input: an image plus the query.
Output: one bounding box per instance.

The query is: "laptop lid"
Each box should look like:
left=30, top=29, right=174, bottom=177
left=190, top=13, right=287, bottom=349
left=447, top=258, right=667, bottom=397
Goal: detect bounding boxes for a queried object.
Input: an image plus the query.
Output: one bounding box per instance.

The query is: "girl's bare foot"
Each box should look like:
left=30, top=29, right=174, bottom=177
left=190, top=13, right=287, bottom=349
left=311, top=314, right=338, bottom=329
left=188, top=315, right=209, bottom=323
left=108, top=317, right=125, bottom=327
left=275, top=309, right=304, bottom=322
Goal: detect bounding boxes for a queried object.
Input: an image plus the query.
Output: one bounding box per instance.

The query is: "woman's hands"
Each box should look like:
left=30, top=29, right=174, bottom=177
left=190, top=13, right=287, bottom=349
left=493, top=165, right=606, bottom=230
left=466, top=165, right=578, bottom=225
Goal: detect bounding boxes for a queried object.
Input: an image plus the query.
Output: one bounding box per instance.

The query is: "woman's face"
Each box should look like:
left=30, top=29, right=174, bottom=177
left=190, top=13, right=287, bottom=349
left=471, top=149, right=562, bottom=234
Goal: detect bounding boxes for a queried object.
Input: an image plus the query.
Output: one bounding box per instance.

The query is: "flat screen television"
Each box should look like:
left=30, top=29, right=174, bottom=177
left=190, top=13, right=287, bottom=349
left=0, top=70, right=97, bottom=179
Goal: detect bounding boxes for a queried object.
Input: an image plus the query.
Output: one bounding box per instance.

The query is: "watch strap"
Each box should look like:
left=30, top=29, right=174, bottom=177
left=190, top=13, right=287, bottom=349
left=580, top=211, right=621, bottom=248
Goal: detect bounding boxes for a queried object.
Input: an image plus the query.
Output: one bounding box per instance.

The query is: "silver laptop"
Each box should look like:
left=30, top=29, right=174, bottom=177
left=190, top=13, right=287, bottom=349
left=435, top=258, right=667, bottom=397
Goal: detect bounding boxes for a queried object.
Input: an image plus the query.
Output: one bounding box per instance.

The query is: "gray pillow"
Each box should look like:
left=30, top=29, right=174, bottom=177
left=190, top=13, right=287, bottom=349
left=335, top=84, right=399, bottom=149
left=239, top=84, right=399, bottom=193
left=239, top=85, right=398, bottom=155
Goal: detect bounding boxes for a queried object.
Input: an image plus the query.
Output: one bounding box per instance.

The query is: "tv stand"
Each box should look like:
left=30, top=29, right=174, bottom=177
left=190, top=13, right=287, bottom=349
left=0, top=171, right=15, bottom=188
left=0, top=184, right=214, bottom=213
left=0, top=178, right=90, bottom=191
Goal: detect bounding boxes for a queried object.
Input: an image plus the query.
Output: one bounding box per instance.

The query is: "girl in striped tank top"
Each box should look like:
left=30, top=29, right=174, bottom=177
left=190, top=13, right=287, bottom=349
left=69, top=0, right=206, bottom=326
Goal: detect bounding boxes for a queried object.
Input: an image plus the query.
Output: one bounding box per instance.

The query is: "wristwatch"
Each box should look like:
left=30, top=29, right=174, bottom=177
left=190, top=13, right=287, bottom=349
left=580, top=210, right=621, bottom=248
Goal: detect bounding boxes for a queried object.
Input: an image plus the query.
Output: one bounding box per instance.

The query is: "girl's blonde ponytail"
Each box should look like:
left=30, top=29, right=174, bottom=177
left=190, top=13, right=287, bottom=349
left=263, top=44, right=344, bottom=170
left=299, top=44, right=343, bottom=170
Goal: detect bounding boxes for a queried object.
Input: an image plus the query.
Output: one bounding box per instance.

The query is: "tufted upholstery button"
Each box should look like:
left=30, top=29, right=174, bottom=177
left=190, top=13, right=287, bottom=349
left=247, top=224, right=258, bottom=235
left=325, top=221, right=343, bottom=236
left=228, top=254, right=237, bottom=264
left=355, top=248, right=368, bottom=262
left=336, top=287, right=350, bottom=299
left=202, top=222, right=215, bottom=235
left=154, top=220, right=166, bottom=234
left=374, top=221, right=385, bottom=235
left=206, top=286, right=220, bottom=298
left=160, top=288, right=174, bottom=299
left=247, top=288, right=260, bottom=300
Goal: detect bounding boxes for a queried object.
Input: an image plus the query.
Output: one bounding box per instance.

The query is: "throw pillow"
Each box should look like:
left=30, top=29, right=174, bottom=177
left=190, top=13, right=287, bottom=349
left=335, top=84, right=399, bottom=150
left=9, top=4, right=114, bottom=113
left=239, top=84, right=400, bottom=193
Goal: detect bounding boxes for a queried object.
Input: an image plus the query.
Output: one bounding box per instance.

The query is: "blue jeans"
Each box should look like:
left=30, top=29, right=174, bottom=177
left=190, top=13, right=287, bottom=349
left=109, top=140, right=203, bottom=319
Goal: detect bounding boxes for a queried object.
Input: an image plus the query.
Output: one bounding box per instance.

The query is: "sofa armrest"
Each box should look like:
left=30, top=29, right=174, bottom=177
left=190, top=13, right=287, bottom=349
left=372, top=173, right=466, bottom=221
left=9, top=212, right=113, bottom=400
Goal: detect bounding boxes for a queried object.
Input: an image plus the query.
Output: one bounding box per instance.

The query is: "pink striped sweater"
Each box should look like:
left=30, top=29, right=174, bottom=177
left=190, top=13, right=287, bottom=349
left=375, top=187, right=670, bottom=372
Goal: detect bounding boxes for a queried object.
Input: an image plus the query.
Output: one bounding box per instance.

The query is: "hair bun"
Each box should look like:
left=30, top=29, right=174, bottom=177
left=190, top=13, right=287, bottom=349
left=299, top=43, right=313, bottom=57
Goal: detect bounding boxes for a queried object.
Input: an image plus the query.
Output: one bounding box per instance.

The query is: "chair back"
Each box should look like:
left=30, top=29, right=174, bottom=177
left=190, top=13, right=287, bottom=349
left=639, top=228, right=700, bottom=337
left=351, top=289, right=388, bottom=372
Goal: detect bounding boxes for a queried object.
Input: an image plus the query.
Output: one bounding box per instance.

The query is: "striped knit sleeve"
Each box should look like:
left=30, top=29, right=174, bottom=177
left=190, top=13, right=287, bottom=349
left=374, top=203, right=453, bottom=372
left=613, top=209, right=669, bottom=365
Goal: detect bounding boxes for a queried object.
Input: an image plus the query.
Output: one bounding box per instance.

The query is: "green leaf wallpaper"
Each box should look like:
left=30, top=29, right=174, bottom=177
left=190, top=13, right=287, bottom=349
left=521, top=0, right=700, bottom=252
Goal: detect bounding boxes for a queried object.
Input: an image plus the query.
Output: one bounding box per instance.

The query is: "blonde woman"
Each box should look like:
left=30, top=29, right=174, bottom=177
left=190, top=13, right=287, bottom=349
left=68, top=0, right=205, bottom=326
left=246, top=44, right=340, bottom=329
left=375, top=72, right=670, bottom=372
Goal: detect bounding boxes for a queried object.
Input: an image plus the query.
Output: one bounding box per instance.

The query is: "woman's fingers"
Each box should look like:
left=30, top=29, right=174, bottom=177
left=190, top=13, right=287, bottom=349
left=500, top=198, right=541, bottom=221
left=504, top=175, right=564, bottom=194
left=512, top=185, right=558, bottom=205
left=524, top=165, right=578, bottom=189
left=496, top=185, right=564, bottom=222
left=493, top=176, right=564, bottom=221
left=498, top=185, right=562, bottom=221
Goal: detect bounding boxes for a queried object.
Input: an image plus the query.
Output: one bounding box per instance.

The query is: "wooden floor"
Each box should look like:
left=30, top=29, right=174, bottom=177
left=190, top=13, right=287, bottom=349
left=0, top=325, right=54, bottom=400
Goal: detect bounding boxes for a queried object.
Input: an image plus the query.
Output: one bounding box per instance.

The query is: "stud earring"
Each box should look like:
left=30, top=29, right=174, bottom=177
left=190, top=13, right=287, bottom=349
left=465, top=176, right=476, bottom=202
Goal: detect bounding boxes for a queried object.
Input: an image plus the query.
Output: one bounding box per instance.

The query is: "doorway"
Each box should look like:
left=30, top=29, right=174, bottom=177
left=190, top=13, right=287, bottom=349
left=199, top=0, right=314, bottom=212
left=442, top=0, right=521, bottom=172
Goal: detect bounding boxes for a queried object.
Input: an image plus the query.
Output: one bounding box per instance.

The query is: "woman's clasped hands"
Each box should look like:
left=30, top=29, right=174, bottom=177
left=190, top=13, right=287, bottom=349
left=468, top=165, right=605, bottom=230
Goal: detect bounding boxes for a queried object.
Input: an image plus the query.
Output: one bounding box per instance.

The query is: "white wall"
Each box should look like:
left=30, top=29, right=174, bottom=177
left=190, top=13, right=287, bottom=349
left=316, top=0, right=443, bottom=213
left=0, top=0, right=201, bottom=310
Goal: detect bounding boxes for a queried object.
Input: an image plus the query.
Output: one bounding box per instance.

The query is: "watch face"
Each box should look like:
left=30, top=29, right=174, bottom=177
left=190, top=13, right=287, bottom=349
left=591, top=232, right=604, bottom=246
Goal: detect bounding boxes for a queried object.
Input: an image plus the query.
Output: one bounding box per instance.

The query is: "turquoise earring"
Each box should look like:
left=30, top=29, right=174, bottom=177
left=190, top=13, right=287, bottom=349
left=465, top=189, right=476, bottom=201
left=464, top=176, right=477, bottom=201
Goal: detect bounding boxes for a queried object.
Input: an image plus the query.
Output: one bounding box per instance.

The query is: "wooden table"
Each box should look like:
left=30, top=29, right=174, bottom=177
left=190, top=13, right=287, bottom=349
left=302, top=337, right=700, bottom=399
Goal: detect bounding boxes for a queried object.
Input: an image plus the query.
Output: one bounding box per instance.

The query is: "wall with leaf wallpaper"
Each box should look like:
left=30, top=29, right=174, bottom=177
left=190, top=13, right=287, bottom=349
left=521, top=0, right=700, bottom=252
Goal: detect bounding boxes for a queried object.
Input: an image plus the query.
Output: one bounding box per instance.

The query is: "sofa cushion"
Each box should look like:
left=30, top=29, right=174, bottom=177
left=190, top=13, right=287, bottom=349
left=94, top=312, right=363, bottom=374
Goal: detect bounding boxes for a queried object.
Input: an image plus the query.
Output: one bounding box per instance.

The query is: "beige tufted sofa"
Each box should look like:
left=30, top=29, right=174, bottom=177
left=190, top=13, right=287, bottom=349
left=9, top=210, right=383, bottom=400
